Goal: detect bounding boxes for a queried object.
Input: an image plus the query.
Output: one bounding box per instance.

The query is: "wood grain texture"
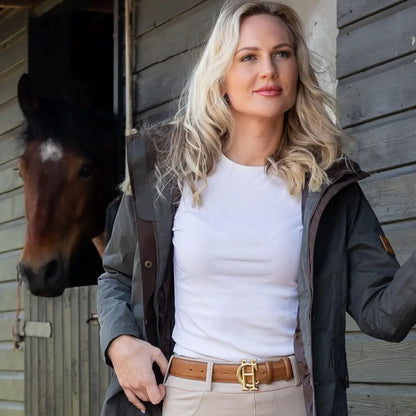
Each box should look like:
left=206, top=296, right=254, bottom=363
left=0, top=9, right=27, bottom=46
left=347, top=384, right=416, bottom=416
left=337, top=0, right=404, bottom=27
left=0, top=129, right=23, bottom=165
left=0, top=33, right=26, bottom=77
left=0, top=61, right=26, bottom=107
left=337, top=54, right=416, bottom=128
left=0, top=219, right=25, bottom=252
left=135, top=46, right=202, bottom=112
left=24, top=287, right=112, bottom=416
left=346, top=331, right=416, bottom=383
left=0, top=318, right=15, bottom=341
left=0, top=162, right=21, bottom=194
left=360, top=167, right=416, bottom=223
left=0, top=250, right=20, bottom=282
left=0, top=191, right=25, bottom=224
left=337, top=1, right=416, bottom=78
left=344, top=109, right=416, bottom=173
left=0, top=99, right=24, bottom=136
left=134, top=0, right=205, bottom=37
left=0, top=405, right=24, bottom=416
left=134, top=0, right=222, bottom=71
left=0, top=349, right=24, bottom=371
left=0, top=284, right=19, bottom=312
left=0, top=376, right=24, bottom=401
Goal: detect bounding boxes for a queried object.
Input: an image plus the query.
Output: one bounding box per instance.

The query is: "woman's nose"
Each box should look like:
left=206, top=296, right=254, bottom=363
left=259, top=57, right=278, bottom=78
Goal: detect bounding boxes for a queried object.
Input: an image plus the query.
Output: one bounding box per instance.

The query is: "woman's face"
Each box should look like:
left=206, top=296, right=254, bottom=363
left=223, top=14, right=299, bottom=123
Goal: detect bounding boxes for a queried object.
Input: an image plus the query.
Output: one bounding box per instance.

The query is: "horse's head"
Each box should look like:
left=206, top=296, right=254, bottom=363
left=17, top=74, right=115, bottom=297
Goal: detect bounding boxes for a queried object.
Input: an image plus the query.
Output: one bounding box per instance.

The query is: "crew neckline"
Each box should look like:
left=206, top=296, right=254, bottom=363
left=221, top=153, right=266, bottom=171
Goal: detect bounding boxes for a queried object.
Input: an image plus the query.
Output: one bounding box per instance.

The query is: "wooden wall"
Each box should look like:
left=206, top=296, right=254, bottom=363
left=132, top=0, right=224, bottom=122
left=0, top=8, right=28, bottom=416
left=337, top=0, right=416, bottom=414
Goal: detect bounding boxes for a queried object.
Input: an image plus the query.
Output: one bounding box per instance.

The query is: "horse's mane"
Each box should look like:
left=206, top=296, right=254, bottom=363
left=21, top=96, right=115, bottom=161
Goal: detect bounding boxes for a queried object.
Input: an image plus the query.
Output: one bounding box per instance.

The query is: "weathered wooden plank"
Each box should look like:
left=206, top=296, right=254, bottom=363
left=0, top=219, right=25, bottom=252
left=0, top=283, right=19, bottom=312
left=63, top=289, right=73, bottom=416
left=337, top=0, right=404, bottom=27
left=338, top=54, right=416, bottom=128
left=0, top=250, right=20, bottom=282
left=0, top=191, right=25, bottom=224
left=384, top=219, right=416, bottom=266
left=38, top=300, right=47, bottom=416
left=79, top=287, right=90, bottom=415
left=134, top=0, right=205, bottom=37
left=0, top=318, right=15, bottom=341
left=0, top=9, right=27, bottom=46
left=0, top=376, right=24, bottom=401
left=30, top=294, right=39, bottom=416
left=344, top=109, right=416, bottom=173
left=0, top=402, right=24, bottom=416
left=135, top=47, right=202, bottom=112
left=0, top=129, right=23, bottom=165
left=0, top=162, right=21, bottom=194
left=346, top=331, right=416, bottom=383
left=45, top=297, right=54, bottom=414
left=70, top=288, right=80, bottom=416
left=135, top=0, right=221, bottom=71
left=137, top=99, right=177, bottom=124
left=0, top=62, right=26, bottom=106
left=347, top=384, right=416, bottom=416
left=0, top=99, right=24, bottom=136
left=361, top=168, right=416, bottom=224
left=337, top=1, right=416, bottom=78
left=0, top=349, right=24, bottom=370
left=53, top=290, right=64, bottom=416
left=0, top=33, right=26, bottom=77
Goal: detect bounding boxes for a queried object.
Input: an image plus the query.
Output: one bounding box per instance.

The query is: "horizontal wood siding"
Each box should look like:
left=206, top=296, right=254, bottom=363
left=0, top=8, right=27, bottom=416
left=337, top=1, right=416, bottom=413
left=133, top=0, right=223, bottom=121
left=24, top=287, right=113, bottom=416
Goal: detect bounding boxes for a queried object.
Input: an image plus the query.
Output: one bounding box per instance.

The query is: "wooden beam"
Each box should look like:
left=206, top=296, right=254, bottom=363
left=0, top=0, right=42, bottom=7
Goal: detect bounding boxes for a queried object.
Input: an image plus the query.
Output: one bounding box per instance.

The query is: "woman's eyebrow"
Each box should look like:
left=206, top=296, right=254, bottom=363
left=235, top=43, right=293, bottom=54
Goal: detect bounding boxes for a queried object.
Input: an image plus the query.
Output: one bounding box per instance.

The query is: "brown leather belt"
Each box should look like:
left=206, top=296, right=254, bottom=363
left=169, top=356, right=293, bottom=388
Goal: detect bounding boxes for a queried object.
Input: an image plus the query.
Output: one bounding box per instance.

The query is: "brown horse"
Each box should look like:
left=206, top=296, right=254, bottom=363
left=16, top=74, right=119, bottom=297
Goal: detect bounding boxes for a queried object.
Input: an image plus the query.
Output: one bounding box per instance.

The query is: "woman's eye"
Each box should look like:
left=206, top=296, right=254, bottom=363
left=274, top=51, right=291, bottom=59
left=241, top=54, right=256, bottom=62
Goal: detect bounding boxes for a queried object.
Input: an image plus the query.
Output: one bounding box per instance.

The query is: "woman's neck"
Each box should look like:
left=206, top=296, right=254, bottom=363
left=223, top=115, right=284, bottom=166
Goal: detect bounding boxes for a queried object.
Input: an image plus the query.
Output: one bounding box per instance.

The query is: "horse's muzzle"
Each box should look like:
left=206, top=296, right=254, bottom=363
left=17, top=259, right=67, bottom=297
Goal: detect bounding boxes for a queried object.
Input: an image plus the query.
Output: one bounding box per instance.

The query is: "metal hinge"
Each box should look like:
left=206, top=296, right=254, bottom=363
left=14, top=318, right=52, bottom=342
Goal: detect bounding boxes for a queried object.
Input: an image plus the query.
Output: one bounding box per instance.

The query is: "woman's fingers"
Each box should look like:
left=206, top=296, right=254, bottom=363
left=124, top=389, right=147, bottom=414
left=153, top=348, right=169, bottom=376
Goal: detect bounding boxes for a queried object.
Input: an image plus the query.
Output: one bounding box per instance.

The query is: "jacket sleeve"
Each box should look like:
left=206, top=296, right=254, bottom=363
left=97, top=193, right=143, bottom=365
left=346, top=184, right=416, bottom=342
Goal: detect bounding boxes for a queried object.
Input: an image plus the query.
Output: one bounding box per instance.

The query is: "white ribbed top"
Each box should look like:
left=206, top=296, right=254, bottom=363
left=172, top=155, right=303, bottom=362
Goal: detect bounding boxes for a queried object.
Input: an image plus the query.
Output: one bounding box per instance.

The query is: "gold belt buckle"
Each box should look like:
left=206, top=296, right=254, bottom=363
left=236, top=359, right=259, bottom=391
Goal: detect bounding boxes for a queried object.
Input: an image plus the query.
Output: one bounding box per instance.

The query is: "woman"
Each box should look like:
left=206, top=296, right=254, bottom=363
left=97, top=2, right=416, bottom=416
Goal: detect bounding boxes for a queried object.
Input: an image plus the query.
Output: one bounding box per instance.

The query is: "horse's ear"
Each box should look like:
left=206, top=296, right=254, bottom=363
left=18, top=74, right=39, bottom=117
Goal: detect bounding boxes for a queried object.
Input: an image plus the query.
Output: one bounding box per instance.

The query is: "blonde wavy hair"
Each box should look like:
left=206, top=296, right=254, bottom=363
left=153, top=0, right=344, bottom=205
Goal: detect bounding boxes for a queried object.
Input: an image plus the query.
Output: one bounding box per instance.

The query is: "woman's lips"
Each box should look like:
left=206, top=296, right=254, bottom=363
left=253, top=86, right=282, bottom=96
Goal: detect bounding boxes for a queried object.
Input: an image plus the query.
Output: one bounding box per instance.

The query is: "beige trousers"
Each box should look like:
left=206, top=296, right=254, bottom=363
left=162, top=356, right=307, bottom=416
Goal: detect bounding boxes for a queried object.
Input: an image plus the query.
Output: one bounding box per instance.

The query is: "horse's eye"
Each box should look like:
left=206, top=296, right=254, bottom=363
left=79, top=164, right=94, bottom=178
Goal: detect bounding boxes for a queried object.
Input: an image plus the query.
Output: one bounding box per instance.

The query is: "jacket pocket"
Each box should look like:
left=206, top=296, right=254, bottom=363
left=331, top=343, right=349, bottom=388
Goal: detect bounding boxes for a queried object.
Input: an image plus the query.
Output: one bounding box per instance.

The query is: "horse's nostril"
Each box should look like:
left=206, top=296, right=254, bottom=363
left=44, top=260, right=58, bottom=281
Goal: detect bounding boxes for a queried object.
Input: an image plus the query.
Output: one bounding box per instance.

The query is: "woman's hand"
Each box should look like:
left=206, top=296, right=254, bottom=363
left=108, top=335, right=169, bottom=413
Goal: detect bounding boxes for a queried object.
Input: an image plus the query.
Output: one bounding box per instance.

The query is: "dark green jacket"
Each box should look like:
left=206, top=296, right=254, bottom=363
left=97, top=134, right=416, bottom=416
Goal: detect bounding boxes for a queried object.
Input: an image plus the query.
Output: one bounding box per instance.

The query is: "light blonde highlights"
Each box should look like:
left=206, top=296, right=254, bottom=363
left=154, top=1, right=344, bottom=205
